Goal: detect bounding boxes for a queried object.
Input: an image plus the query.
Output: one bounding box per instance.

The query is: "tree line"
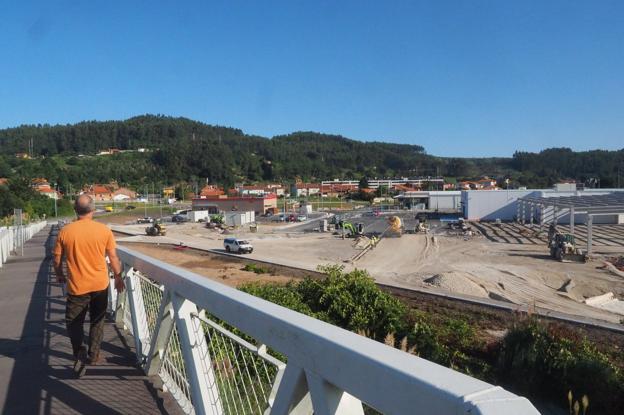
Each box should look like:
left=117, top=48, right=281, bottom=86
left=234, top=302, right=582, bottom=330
left=0, top=115, right=622, bottom=192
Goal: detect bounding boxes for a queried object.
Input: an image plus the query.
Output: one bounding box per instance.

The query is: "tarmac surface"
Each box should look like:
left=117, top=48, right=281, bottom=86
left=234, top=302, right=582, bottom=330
left=0, top=227, right=182, bottom=415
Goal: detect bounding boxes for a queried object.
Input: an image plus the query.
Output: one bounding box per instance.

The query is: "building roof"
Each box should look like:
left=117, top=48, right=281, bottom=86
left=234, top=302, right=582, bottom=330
left=193, top=193, right=277, bottom=202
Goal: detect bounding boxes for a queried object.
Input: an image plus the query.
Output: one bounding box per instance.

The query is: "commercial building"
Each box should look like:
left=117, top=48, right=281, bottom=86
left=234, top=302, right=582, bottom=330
left=395, top=191, right=461, bottom=211
left=192, top=194, right=278, bottom=215
left=322, top=177, right=444, bottom=191
left=462, top=188, right=624, bottom=223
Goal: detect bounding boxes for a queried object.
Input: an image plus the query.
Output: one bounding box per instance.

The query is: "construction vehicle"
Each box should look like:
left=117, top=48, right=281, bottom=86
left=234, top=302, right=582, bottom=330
left=146, top=221, right=167, bottom=236
left=105, top=206, right=113, bottom=212
left=386, top=216, right=402, bottom=237
left=547, top=225, right=585, bottom=262
left=341, top=221, right=364, bottom=237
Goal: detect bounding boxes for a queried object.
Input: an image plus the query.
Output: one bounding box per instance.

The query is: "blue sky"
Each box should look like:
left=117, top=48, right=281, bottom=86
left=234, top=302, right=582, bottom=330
left=1, top=1, right=622, bottom=157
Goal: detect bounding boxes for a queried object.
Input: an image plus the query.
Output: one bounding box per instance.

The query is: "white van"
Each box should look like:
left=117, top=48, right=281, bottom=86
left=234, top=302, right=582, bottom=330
left=223, top=238, right=253, bottom=254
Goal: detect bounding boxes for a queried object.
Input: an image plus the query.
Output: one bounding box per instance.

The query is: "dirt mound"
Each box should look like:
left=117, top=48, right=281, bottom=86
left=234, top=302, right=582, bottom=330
left=424, top=271, right=489, bottom=298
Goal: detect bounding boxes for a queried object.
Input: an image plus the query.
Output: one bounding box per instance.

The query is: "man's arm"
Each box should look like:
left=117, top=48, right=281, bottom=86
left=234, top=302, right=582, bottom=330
left=52, top=233, right=65, bottom=283
left=107, top=247, right=125, bottom=292
left=53, top=252, right=66, bottom=283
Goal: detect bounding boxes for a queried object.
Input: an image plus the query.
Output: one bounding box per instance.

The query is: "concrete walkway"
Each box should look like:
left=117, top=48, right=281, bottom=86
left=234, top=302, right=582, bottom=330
left=0, top=227, right=183, bottom=415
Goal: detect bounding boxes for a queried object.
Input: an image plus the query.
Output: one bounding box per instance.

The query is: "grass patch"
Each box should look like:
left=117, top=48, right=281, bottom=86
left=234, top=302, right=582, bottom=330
left=242, top=263, right=269, bottom=274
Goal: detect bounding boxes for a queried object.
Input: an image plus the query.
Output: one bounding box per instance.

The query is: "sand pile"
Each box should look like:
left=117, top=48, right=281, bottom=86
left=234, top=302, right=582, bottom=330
left=424, top=271, right=488, bottom=298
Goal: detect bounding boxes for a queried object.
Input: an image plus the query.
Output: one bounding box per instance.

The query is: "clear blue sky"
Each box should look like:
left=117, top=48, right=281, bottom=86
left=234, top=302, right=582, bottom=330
left=1, top=1, right=622, bottom=157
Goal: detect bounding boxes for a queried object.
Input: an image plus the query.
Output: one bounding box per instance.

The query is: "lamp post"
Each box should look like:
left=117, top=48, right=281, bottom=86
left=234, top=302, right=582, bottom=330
left=54, top=183, right=58, bottom=219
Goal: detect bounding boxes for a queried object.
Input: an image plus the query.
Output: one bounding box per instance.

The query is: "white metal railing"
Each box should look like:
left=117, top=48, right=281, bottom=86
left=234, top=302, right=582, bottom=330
left=111, top=245, right=540, bottom=415
left=0, top=221, right=47, bottom=265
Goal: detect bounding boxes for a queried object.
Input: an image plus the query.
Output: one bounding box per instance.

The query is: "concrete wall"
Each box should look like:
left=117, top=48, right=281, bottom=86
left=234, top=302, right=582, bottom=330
left=462, top=190, right=543, bottom=221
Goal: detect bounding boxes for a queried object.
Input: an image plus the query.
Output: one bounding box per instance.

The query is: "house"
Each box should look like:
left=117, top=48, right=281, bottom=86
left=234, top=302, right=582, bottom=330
left=200, top=185, right=225, bottom=197
left=292, top=183, right=321, bottom=197
left=31, top=178, right=60, bottom=200
left=113, top=187, right=137, bottom=201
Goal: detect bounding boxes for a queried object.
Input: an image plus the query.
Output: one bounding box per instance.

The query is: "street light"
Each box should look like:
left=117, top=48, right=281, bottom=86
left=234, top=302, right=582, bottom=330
left=54, top=183, right=58, bottom=218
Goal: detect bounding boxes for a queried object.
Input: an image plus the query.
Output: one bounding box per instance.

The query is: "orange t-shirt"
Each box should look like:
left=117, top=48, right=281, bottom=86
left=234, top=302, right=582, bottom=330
left=53, top=218, right=117, bottom=295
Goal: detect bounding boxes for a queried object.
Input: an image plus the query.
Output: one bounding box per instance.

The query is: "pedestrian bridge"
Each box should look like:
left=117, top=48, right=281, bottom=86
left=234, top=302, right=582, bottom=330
left=0, top=224, right=539, bottom=414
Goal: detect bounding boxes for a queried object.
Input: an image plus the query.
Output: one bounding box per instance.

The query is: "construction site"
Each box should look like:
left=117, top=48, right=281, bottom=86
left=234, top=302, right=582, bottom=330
left=98, top=190, right=624, bottom=327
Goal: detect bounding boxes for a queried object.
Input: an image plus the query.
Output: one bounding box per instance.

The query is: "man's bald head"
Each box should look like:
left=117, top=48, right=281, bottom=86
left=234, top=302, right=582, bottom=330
left=75, top=194, right=95, bottom=217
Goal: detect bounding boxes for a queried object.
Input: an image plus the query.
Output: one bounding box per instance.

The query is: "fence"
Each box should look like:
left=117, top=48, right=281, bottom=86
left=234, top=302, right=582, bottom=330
left=0, top=221, right=48, bottom=265
left=111, top=245, right=540, bottom=415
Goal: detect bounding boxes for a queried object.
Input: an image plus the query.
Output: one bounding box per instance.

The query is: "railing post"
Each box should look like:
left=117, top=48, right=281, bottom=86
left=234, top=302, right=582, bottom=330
left=306, top=371, right=364, bottom=415
left=146, top=289, right=175, bottom=376
left=172, top=294, right=224, bottom=415
left=126, top=268, right=151, bottom=364
left=269, top=363, right=313, bottom=415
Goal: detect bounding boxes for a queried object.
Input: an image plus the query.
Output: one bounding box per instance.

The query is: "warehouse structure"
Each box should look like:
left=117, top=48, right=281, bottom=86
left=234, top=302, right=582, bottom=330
left=517, top=192, right=624, bottom=253
left=462, top=188, right=624, bottom=223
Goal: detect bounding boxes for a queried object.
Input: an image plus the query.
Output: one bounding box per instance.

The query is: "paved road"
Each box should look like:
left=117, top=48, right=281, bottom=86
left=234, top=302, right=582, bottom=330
left=0, top=227, right=182, bottom=415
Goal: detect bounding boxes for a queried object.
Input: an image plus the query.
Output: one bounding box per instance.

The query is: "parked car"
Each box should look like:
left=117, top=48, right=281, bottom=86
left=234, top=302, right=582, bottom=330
left=172, top=214, right=189, bottom=223
left=223, top=238, right=253, bottom=254
left=104, top=206, right=113, bottom=212
left=137, top=217, right=154, bottom=224
left=297, top=214, right=307, bottom=222
left=272, top=214, right=286, bottom=222
left=125, top=205, right=136, bottom=210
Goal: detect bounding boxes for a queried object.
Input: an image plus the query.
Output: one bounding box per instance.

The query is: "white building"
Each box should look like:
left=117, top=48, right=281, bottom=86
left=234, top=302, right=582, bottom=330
left=395, top=191, right=461, bottom=211
left=462, top=188, right=624, bottom=223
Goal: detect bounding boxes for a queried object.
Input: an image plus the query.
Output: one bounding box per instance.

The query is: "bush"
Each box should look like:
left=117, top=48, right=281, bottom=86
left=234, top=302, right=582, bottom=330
left=241, top=265, right=407, bottom=341
left=498, top=320, right=624, bottom=414
left=242, top=263, right=268, bottom=274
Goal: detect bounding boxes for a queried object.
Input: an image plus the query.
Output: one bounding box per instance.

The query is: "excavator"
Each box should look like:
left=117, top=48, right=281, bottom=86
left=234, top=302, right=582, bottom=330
left=146, top=221, right=167, bottom=236
left=343, top=222, right=364, bottom=237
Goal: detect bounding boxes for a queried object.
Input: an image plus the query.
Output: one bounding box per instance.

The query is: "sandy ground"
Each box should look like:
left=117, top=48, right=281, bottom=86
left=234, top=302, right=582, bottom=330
left=120, top=242, right=300, bottom=288
left=357, top=233, right=624, bottom=322
left=109, top=220, right=624, bottom=324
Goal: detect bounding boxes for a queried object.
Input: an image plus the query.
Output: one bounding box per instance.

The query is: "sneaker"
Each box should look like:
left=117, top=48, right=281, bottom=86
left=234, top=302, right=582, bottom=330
left=73, top=346, right=87, bottom=378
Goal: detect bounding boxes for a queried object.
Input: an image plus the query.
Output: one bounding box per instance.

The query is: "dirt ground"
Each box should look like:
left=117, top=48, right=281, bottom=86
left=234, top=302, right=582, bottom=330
left=120, top=242, right=301, bottom=288
left=357, top=231, right=624, bottom=323
left=109, top=219, right=624, bottom=324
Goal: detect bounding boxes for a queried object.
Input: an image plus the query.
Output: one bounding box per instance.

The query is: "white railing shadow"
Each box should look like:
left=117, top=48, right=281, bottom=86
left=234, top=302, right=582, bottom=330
left=111, top=245, right=540, bottom=415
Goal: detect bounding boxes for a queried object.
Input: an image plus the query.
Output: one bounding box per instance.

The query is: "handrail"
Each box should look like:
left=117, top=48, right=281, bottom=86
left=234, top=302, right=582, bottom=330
left=0, top=221, right=47, bottom=266
left=114, top=245, right=539, bottom=415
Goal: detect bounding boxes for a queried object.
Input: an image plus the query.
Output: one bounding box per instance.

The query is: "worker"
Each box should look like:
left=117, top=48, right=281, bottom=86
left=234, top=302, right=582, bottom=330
left=53, top=194, right=125, bottom=377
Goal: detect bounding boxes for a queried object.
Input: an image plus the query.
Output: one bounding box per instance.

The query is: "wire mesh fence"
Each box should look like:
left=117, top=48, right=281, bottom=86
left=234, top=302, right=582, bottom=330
left=195, top=312, right=285, bottom=415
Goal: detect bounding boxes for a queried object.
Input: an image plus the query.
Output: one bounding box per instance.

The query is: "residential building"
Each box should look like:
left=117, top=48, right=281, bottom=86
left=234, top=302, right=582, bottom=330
left=192, top=194, right=278, bottom=215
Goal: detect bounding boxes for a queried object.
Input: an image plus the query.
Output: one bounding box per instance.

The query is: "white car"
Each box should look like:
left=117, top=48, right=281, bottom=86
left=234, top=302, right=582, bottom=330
left=223, top=238, right=253, bottom=254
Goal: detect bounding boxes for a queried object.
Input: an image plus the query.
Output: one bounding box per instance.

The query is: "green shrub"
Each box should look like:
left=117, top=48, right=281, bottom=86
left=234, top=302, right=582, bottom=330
left=242, top=263, right=268, bottom=274
left=498, top=320, right=624, bottom=415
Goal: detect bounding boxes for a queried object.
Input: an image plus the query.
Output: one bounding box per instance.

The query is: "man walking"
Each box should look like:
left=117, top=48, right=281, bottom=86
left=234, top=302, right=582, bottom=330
left=53, top=194, right=125, bottom=377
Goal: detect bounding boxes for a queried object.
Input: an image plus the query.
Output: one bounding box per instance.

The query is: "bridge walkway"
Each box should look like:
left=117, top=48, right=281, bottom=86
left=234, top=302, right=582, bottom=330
left=0, top=226, right=183, bottom=415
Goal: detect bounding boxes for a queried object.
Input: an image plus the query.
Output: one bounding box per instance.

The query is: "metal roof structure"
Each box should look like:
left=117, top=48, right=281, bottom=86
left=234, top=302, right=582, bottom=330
left=517, top=192, right=624, bottom=253
left=519, top=192, right=624, bottom=214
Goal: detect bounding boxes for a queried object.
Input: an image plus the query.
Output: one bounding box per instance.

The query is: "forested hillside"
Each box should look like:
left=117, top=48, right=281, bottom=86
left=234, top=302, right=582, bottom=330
left=0, top=115, right=622, bottom=190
